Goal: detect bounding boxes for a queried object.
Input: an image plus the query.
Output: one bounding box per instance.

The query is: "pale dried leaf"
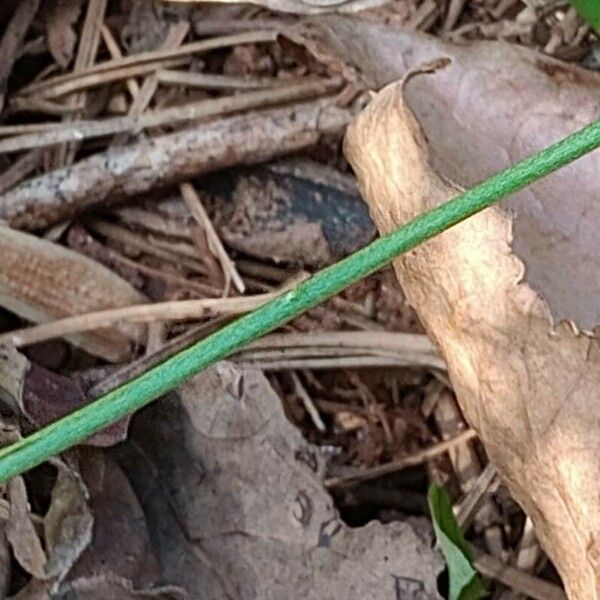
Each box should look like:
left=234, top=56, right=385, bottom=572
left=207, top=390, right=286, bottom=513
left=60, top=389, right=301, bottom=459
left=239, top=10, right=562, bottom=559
left=0, top=344, right=27, bottom=409
left=0, top=227, right=147, bottom=361
left=7, top=476, right=47, bottom=580
left=310, top=16, right=600, bottom=330
left=344, top=73, right=600, bottom=599
left=43, top=465, right=93, bottom=581
left=6, top=456, right=92, bottom=584
left=115, top=363, right=444, bottom=599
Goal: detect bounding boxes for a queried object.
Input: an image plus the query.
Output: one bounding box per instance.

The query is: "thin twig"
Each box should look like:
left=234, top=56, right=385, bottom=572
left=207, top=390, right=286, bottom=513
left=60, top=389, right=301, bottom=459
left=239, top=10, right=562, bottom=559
left=0, top=295, right=274, bottom=348
left=54, top=0, right=107, bottom=167
left=291, top=372, right=326, bottom=432
left=0, top=275, right=308, bottom=348
left=0, top=78, right=341, bottom=154
left=124, top=22, right=190, bottom=119
left=100, top=24, right=140, bottom=101
left=19, top=31, right=278, bottom=98
left=156, top=69, right=287, bottom=90
left=325, top=429, right=478, bottom=487
left=473, top=550, right=566, bottom=600
left=0, top=97, right=353, bottom=230
left=181, top=182, right=245, bottom=293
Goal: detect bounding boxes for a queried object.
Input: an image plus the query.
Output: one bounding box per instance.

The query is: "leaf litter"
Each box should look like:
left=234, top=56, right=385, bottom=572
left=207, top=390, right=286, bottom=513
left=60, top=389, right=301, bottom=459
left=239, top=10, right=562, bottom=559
left=0, top=0, right=596, bottom=598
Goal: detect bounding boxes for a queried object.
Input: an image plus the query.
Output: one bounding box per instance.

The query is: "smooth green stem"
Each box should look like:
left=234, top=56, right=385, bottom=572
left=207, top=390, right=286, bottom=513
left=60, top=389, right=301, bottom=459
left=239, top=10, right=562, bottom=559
left=1, top=119, right=600, bottom=483
left=568, top=0, right=600, bottom=34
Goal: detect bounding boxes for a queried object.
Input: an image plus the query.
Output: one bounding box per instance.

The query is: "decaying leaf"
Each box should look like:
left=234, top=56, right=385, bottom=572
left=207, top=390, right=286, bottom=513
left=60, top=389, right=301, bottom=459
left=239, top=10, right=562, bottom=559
left=0, top=345, right=129, bottom=446
left=307, top=16, right=600, bottom=330
left=0, top=226, right=146, bottom=361
left=344, top=70, right=600, bottom=599
left=7, top=475, right=47, bottom=580
left=115, top=362, right=444, bottom=599
left=43, top=466, right=93, bottom=581
left=7, top=462, right=92, bottom=584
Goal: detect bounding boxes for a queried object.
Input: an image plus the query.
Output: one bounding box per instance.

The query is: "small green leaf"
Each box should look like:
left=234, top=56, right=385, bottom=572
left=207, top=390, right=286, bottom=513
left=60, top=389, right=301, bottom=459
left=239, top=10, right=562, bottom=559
left=428, top=485, right=487, bottom=600
left=569, top=0, right=600, bottom=33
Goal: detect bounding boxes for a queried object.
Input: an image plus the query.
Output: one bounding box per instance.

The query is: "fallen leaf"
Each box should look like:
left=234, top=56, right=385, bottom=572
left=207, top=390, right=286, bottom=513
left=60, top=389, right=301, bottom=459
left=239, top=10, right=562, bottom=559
left=43, top=465, right=93, bottom=581
left=7, top=475, right=47, bottom=580
left=115, top=362, right=444, bottom=599
left=344, top=68, right=600, bottom=599
left=306, top=16, right=600, bottom=329
left=7, top=461, right=92, bottom=584
left=0, top=226, right=147, bottom=361
left=0, top=345, right=129, bottom=446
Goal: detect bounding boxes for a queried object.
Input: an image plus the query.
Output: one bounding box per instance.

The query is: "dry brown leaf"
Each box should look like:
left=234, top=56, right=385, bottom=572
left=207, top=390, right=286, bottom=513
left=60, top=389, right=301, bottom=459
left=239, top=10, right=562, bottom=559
left=7, top=463, right=92, bottom=584
left=0, top=226, right=146, bottom=361
left=43, top=466, right=93, bottom=581
left=308, top=16, right=600, bottom=330
left=344, top=71, right=600, bottom=598
left=0, top=345, right=130, bottom=446
left=42, top=0, right=82, bottom=68
left=115, top=362, right=444, bottom=599
left=7, top=476, right=47, bottom=580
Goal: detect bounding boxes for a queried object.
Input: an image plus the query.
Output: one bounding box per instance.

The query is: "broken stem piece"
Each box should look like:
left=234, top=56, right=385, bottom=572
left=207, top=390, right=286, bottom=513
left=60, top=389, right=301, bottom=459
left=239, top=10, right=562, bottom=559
left=0, top=117, right=598, bottom=483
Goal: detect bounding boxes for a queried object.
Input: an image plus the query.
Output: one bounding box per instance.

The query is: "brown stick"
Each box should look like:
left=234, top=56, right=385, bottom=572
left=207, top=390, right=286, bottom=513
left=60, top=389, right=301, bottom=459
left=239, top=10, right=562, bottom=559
left=0, top=0, right=40, bottom=112
left=0, top=98, right=352, bottom=230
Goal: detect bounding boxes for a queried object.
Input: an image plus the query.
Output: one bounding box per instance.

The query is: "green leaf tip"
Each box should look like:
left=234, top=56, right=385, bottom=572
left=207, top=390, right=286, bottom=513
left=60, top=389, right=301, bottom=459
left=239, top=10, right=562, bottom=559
left=428, top=485, right=487, bottom=600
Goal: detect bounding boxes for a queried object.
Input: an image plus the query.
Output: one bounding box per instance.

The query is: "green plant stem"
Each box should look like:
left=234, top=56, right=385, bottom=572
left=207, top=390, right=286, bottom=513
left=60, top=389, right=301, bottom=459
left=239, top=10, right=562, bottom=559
left=0, top=119, right=600, bottom=483
left=569, top=0, right=600, bottom=33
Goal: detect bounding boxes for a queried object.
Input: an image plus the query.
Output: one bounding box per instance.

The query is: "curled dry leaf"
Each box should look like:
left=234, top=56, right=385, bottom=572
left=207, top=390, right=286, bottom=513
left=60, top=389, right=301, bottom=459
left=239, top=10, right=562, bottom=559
left=0, top=226, right=146, bottom=361
left=344, top=72, right=600, bottom=598
left=7, top=462, right=92, bottom=584
left=309, top=16, right=600, bottom=330
left=115, top=363, right=444, bottom=599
